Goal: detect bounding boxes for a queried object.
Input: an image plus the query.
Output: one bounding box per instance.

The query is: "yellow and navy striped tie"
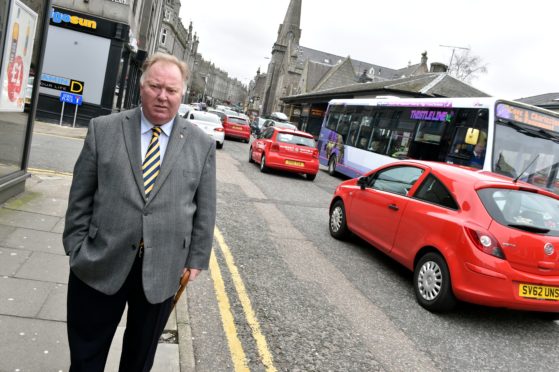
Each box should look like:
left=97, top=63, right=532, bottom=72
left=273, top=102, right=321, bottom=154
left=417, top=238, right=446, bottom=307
left=143, top=126, right=162, bottom=196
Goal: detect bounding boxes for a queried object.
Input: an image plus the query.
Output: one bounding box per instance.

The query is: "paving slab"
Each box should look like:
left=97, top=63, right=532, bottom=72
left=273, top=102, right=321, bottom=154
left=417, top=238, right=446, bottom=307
left=0, top=224, right=16, bottom=241
left=0, top=208, right=60, bottom=231
left=51, top=217, right=66, bottom=234
left=0, top=315, right=69, bottom=371
left=0, top=247, right=31, bottom=276
left=37, top=282, right=67, bottom=322
left=2, top=227, right=64, bottom=254
left=0, top=277, right=54, bottom=317
left=3, top=188, right=68, bottom=217
left=15, top=251, right=69, bottom=284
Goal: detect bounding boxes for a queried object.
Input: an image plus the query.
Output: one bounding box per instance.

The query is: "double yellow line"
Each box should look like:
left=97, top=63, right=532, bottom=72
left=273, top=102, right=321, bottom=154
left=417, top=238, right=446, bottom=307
left=210, top=228, right=277, bottom=372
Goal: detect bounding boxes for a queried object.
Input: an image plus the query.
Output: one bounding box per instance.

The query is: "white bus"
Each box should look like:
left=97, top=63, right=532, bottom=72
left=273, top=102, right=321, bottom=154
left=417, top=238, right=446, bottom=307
left=318, top=97, right=559, bottom=192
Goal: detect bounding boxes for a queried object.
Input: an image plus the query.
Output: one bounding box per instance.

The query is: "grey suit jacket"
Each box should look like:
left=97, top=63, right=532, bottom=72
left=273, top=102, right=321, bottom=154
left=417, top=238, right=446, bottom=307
left=63, top=107, right=216, bottom=304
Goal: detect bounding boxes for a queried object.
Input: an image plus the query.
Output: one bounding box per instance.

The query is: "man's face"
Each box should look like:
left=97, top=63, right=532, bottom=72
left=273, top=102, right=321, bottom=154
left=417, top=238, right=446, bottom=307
left=140, top=61, right=184, bottom=125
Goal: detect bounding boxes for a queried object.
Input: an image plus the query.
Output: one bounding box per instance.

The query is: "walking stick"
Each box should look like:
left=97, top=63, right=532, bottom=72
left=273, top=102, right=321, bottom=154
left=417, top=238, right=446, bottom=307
left=172, top=269, right=191, bottom=310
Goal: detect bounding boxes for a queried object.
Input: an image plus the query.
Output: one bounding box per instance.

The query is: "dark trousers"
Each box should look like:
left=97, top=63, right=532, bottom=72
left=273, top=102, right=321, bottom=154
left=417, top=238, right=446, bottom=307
left=67, top=254, right=173, bottom=372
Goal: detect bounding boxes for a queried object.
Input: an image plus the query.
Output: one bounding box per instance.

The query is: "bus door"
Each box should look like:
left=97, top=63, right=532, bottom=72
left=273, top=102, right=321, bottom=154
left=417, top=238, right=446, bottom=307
left=445, top=109, right=489, bottom=168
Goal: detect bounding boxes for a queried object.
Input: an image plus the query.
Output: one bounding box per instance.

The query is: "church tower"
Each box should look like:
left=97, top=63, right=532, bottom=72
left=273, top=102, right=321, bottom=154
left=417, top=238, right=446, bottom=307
left=261, top=0, right=302, bottom=116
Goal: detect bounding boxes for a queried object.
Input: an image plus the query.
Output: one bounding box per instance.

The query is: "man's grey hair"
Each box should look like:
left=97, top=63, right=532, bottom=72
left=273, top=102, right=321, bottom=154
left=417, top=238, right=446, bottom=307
left=140, top=52, right=189, bottom=94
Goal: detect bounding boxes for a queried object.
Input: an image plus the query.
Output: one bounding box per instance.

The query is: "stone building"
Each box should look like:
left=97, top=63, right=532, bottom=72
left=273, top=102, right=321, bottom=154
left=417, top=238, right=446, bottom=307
left=260, top=0, right=445, bottom=118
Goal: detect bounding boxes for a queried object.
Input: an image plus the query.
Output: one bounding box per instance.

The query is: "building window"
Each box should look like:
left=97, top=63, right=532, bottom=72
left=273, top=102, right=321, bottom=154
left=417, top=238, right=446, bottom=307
left=160, top=28, right=167, bottom=45
left=164, top=9, right=172, bottom=22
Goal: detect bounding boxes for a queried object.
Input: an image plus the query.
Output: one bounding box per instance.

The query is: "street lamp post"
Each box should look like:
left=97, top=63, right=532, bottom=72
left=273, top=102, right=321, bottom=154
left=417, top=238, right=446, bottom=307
left=201, top=75, right=207, bottom=103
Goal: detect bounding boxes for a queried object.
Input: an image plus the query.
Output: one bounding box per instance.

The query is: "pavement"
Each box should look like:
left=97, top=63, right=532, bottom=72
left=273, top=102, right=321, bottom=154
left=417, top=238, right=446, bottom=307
left=0, top=121, right=195, bottom=371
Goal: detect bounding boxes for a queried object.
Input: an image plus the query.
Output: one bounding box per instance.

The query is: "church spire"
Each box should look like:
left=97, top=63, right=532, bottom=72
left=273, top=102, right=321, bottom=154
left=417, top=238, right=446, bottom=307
left=282, top=0, right=301, bottom=28
left=277, top=0, right=302, bottom=45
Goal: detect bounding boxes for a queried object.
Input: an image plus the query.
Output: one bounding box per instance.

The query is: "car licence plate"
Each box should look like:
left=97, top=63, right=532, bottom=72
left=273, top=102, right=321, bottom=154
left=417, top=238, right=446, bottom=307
left=519, top=283, right=559, bottom=300
left=285, top=160, right=304, bottom=167
left=233, top=126, right=242, bottom=130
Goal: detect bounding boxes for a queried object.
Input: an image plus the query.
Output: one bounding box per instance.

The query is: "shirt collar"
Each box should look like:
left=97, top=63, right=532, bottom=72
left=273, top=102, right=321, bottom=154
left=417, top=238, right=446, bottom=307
left=140, top=108, right=174, bottom=137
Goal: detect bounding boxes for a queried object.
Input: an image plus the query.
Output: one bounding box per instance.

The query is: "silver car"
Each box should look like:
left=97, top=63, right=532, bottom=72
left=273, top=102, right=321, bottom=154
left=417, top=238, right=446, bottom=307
left=185, top=111, right=225, bottom=149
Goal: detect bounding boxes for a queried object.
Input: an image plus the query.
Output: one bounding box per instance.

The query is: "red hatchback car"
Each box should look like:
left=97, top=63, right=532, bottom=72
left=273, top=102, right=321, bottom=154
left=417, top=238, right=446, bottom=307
left=223, top=114, right=250, bottom=142
left=249, top=126, right=319, bottom=181
left=329, top=160, right=559, bottom=315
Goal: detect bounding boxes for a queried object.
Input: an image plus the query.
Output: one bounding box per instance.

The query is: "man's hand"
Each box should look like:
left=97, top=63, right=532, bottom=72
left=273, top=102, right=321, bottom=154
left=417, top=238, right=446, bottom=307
left=184, top=267, right=201, bottom=281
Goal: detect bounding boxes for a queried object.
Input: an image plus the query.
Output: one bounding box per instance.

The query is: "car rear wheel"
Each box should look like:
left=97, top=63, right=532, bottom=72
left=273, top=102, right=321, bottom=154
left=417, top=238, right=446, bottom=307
left=329, top=200, right=349, bottom=239
left=414, top=252, right=456, bottom=312
left=328, top=155, right=337, bottom=176
left=249, top=147, right=254, bottom=163
left=260, top=155, right=267, bottom=173
left=306, top=173, right=316, bottom=181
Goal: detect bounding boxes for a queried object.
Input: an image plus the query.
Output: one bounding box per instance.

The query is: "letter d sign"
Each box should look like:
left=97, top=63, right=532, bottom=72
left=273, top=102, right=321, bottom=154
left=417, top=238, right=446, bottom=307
left=70, top=80, right=84, bottom=94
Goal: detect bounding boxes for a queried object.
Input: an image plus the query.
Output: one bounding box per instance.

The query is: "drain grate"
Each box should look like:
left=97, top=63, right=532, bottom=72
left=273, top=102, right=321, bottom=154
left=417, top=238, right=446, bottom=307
left=159, top=330, right=178, bottom=344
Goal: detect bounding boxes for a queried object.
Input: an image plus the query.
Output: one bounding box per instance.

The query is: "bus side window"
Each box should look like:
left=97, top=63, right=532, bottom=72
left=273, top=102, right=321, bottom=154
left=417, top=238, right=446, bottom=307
left=325, top=108, right=342, bottom=131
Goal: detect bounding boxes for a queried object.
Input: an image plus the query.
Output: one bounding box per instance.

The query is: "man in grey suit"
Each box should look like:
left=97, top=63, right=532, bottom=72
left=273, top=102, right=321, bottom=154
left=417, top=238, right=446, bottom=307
left=63, top=52, right=216, bottom=371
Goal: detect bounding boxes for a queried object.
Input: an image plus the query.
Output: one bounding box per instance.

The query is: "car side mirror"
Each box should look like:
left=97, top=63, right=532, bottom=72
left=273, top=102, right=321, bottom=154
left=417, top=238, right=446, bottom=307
left=357, top=176, right=367, bottom=190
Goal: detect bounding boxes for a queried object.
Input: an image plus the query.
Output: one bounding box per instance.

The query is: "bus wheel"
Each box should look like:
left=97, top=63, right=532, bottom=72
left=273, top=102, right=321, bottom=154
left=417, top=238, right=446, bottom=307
left=328, top=156, right=337, bottom=176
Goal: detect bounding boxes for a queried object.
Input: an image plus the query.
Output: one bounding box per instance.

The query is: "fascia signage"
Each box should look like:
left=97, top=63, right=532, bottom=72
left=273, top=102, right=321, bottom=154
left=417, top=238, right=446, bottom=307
left=50, top=9, right=96, bottom=29
left=49, top=6, right=130, bottom=41
left=40, top=73, right=84, bottom=94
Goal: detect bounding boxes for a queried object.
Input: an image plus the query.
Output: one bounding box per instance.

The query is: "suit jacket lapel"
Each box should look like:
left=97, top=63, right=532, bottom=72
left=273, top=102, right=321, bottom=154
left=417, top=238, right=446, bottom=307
left=146, top=115, right=187, bottom=203
left=122, top=108, right=147, bottom=202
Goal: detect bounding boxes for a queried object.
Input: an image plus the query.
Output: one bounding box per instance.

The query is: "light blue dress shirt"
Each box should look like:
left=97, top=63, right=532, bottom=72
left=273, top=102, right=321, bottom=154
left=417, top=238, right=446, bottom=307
left=140, top=110, right=174, bottom=164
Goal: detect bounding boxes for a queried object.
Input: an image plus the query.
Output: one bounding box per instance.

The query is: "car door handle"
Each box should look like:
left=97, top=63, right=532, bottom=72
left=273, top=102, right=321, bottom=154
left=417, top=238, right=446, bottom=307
left=388, top=204, right=399, bottom=211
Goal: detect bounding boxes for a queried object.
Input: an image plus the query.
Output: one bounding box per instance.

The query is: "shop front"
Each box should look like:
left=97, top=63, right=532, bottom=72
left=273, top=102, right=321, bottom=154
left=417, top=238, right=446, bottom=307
left=35, top=6, right=129, bottom=126
left=0, top=0, right=51, bottom=203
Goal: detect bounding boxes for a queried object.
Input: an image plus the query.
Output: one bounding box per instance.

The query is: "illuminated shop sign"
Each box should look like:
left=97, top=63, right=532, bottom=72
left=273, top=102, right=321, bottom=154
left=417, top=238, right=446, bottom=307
left=496, top=103, right=559, bottom=132
left=50, top=9, right=97, bottom=29
left=40, top=73, right=84, bottom=94
left=410, top=110, right=452, bottom=122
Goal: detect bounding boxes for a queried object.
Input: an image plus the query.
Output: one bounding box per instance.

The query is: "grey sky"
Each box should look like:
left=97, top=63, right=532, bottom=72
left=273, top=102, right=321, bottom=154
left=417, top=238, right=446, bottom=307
left=180, top=0, right=557, bottom=100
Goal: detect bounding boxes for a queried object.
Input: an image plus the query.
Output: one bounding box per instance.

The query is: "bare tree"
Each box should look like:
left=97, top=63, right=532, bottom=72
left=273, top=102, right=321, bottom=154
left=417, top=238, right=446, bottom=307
left=447, top=50, right=488, bottom=83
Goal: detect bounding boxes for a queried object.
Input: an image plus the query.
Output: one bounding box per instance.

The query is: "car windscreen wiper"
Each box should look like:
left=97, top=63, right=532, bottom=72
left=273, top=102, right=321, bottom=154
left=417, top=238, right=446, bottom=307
left=507, top=224, right=550, bottom=234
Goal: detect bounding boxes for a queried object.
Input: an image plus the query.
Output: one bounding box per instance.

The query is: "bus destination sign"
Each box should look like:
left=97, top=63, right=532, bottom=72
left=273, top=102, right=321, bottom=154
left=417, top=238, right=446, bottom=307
left=497, top=103, right=559, bottom=132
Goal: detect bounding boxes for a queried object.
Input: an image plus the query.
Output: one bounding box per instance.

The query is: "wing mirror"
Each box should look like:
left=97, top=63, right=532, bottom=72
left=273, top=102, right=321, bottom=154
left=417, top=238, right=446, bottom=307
left=357, top=176, right=367, bottom=190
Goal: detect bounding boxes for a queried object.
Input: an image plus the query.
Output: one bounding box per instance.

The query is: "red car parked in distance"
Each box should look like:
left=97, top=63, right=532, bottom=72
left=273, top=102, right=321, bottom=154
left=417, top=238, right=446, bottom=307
left=249, top=126, right=319, bottom=181
left=329, top=160, right=559, bottom=316
left=223, top=114, right=250, bottom=143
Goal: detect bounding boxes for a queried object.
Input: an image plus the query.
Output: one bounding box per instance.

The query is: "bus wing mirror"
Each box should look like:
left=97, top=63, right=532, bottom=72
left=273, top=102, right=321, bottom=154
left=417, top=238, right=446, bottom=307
left=465, top=128, right=480, bottom=145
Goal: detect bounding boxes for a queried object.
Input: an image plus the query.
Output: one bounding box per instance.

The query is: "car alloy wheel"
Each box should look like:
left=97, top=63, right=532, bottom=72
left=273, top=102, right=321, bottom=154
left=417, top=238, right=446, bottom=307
left=414, top=252, right=456, bottom=312
left=328, top=156, right=337, bottom=176
left=329, top=200, right=349, bottom=239
left=249, top=147, right=254, bottom=163
left=260, top=155, right=267, bottom=173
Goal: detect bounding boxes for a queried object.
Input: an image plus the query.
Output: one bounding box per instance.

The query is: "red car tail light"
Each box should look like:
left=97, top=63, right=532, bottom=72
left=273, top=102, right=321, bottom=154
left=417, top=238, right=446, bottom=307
left=214, top=127, right=224, bottom=132
left=465, top=227, right=506, bottom=259
left=270, top=143, right=280, bottom=152
left=312, top=149, right=319, bottom=159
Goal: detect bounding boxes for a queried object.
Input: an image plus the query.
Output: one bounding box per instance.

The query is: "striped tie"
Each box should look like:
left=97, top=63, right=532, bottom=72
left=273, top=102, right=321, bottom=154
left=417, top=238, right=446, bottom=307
left=143, top=126, right=162, bottom=196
